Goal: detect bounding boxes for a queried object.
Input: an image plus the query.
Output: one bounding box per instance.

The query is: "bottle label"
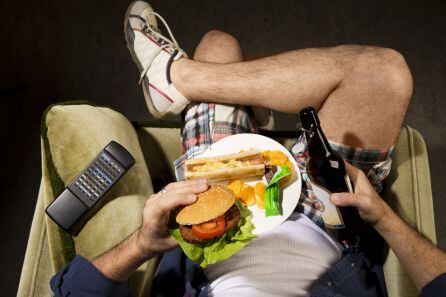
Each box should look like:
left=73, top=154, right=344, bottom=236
left=345, top=175, right=354, bottom=193
left=311, top=182, right=345, bottom=229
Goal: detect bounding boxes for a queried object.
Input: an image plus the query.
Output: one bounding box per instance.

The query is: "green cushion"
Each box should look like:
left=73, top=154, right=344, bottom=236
left=40, top=102, right=159, bottom=296
left=137, top=126, right=182, bottom=181
left=17, top=182, right=53, bottom=297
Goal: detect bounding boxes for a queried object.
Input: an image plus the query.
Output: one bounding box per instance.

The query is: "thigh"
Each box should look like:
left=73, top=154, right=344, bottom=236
left=318, top=46, right=412, bottom=150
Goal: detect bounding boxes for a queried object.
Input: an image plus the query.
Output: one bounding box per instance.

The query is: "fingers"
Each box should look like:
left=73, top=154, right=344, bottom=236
left=344, top=162, right=363, bottom=181
left=164, top=179, right=208, bottom=194
left=330, top=192, right=364, bottom=209
left=164, top=237, right=179, bottom=249
left=165, top=179, right=208, bottom=195
left=157, top=193, right=197, bottom=215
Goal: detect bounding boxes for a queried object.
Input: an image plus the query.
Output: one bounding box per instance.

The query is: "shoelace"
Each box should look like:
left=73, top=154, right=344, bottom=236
left=138, top=11, right=186, bottom=84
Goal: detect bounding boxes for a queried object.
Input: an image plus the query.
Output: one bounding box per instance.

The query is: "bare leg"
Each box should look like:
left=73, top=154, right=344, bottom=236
left=172, top=45, right=412, bottom=150
left=191, top=30, right=270, bottom=127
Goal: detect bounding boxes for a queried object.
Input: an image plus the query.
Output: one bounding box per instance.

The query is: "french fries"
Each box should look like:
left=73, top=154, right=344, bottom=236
left=226, top=150, right=294, bottom=209
left=228, top=179, right=266, bottom=208
left=262, top=150, right=294, bottom=169
left=240, top=184, right=256, bottom=206
left=228, top=180, right=255, bottom=206
left=227, top=180, right=242, bottom=198
left=254, top=182, right=266, bottom=209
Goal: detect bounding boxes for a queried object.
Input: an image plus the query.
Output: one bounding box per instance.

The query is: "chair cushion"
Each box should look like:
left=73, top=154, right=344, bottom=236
left=40, top=101, right=158, bottom=296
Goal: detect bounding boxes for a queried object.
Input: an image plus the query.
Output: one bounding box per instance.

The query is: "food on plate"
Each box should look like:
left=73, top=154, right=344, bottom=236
left=263, top=150, right=294, bottom=186
left=265, top=165, right=292, bottom=217
left=228, top=179, right=256, bottom=206
left=262, top=150, right=294, bottom=171
left=176, top=185, right=241, bottom=244
left=170, top=185, right=256, bottom=268
left=254, top=182, right=266, bottom=209
left=240, top=183, right=256, bottom=206
left=227, top=179, right=243, bottom=198
left=270, top=150, right=288, bottom=165
left=185, top=149, right=265, bottom=182
left=264, top=165, right=278, bottom=184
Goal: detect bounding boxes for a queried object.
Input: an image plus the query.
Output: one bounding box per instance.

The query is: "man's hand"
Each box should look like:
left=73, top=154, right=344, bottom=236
left=136, top=179, right=208, bottom=256
left=329, top=162, right=392, bottom=227
left=329, top=162, right=446, bottom=290
left=92, top=179, right=208, bottom=282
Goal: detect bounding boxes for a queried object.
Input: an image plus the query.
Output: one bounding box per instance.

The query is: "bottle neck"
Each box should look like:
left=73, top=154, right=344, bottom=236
left=310, top=125, right=333, bottom=158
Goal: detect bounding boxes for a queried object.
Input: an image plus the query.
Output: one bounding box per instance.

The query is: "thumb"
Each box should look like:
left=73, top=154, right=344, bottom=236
left=330, top=192, right=363, bottom=208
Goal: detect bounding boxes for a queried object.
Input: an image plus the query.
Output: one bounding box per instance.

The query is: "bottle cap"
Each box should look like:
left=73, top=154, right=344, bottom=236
left=299, top=107, right=320, bottom=129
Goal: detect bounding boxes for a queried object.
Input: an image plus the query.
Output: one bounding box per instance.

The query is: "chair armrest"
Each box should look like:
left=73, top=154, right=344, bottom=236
left=17, top=180, right=53, bottom=297
left=382, top=126, right=436, bottom=297
left=136, top=127, right=182, bottom=186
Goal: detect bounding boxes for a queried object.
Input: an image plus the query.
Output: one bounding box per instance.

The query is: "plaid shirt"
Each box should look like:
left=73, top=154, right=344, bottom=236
left=175, top=103, right=393, bottom=229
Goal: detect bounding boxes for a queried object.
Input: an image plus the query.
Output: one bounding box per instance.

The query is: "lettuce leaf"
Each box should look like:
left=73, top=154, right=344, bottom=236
left=170, top=200, right=257, bottom=268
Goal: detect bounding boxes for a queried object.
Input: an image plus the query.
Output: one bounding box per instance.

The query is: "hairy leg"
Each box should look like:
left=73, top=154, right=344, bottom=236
left=191, top=30, right=270, bottom=126
left=172, top=46, right=412, bottom=149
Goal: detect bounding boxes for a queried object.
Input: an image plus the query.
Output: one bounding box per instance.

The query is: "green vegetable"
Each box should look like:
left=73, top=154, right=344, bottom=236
left=170, top=200, right=257, bottom=268
left=265, top=165, right=292, bottom=217
left=265, top=183, right=281, bottom=217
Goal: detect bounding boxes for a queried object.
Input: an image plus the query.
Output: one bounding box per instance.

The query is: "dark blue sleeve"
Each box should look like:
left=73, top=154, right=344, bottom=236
left=420, top=272, right=446, bottom=297
left=50, top=255, right=132, bottom=297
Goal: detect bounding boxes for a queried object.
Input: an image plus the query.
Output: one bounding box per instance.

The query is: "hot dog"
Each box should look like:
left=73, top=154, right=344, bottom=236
left=185, top=149, right=265, bottom=182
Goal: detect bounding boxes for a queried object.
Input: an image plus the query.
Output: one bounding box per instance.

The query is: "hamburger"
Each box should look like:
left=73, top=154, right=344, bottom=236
left=176, top=185, right=240, bottom=244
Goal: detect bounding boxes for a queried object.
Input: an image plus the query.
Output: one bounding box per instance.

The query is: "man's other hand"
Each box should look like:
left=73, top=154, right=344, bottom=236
left=329, top=162, right=392, bottom=227
left=136, top=179, right=208, bottom=257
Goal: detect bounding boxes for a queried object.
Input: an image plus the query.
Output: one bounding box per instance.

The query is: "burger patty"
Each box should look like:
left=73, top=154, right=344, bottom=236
left=179, top=205, right=241, bottom=244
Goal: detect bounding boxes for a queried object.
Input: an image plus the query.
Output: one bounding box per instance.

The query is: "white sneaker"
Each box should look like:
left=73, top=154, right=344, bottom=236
left=124, top=1, right=190, bottom=119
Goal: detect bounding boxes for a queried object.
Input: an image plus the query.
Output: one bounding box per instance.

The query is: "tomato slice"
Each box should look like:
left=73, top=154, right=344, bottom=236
left=191, top=215, right=226, bottom=240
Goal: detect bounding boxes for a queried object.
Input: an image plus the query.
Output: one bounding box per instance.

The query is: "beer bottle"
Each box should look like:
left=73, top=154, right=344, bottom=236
left=299, top=107, right=362, bottom=246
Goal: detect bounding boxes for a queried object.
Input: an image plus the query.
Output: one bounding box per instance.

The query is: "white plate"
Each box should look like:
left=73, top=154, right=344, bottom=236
left=199, top=133, right=301, bottom=234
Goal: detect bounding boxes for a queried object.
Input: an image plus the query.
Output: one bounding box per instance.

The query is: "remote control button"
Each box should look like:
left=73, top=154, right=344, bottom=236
left=91, top=180, right=101, bottom=190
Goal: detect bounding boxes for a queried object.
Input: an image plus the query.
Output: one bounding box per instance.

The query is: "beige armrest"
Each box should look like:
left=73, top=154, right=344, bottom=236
left=17, top=181, right=53, bottom=297
left=382, top=126, right=436, bottom=297
left=137, top=127, right=182, bottom=179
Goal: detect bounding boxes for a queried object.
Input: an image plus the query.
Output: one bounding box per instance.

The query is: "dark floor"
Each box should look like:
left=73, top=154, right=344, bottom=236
left=1, top=0, right=445, bottom=295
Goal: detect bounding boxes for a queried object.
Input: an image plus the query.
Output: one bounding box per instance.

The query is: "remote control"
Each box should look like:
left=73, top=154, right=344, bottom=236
left=45, top=141, right=135, bottom=234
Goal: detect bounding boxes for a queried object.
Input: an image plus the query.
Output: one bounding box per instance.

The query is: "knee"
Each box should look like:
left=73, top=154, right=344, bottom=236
left=201, top=29, right=240, bottom=49
left=196, top=29, right=243, bottom=63
left=354, top=47, right=413, bottom=104
left=376, top=48, right=413, bottom=101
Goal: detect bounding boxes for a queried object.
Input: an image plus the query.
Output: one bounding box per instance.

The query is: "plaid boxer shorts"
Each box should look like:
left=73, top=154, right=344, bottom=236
left=174, top=103, right=393, bottom=229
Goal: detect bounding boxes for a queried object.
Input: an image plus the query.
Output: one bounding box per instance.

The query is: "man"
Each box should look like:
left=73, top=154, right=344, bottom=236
left=50, top=1, right=446, bottom=296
